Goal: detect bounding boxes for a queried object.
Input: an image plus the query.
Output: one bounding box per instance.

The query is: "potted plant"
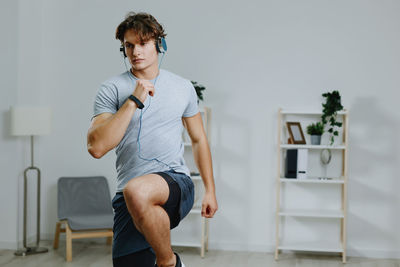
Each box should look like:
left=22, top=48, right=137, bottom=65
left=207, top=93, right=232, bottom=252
left=321, top=90, right=344, bottom=145
left=191, top=81, right=205, bottom=103
left=307, top=122, right=324, bottom=145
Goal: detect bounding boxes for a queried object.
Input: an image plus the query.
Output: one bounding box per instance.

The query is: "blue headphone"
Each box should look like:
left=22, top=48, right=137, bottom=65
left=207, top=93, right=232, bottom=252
left=156, top=37, right=167, bottom=54
left=120, top=37, right=167, bottom=57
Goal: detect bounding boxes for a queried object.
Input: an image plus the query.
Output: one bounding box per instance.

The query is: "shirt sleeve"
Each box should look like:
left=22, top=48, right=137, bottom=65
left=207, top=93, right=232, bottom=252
left=92, top=83, right=119, bottom=119
left=182, top=81, right=199, bottom=117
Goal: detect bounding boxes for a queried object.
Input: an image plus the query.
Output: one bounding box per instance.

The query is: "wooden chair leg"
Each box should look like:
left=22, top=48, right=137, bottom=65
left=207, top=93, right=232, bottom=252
left=66, top=223, right=73, bottom=262
left=53, top=221, right=61, bottom=249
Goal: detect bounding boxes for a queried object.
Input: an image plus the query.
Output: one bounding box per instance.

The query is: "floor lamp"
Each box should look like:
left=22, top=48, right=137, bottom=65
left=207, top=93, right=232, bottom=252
left=10, top=106, right=52, bottom=256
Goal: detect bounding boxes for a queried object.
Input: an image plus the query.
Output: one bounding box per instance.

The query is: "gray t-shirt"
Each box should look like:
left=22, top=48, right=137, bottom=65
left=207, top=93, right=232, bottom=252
left=93, top=69, right=199, bottom=192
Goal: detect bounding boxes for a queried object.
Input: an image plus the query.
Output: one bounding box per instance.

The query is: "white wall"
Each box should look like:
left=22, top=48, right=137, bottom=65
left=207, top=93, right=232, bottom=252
left=0, top=0, right=20, bottom=249
left=2, top=0, right=399, bottom=259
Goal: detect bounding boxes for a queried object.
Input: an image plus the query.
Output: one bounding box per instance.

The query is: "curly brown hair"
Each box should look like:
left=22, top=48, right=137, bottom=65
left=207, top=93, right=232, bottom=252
left=115, top=12, right=166, bottom=44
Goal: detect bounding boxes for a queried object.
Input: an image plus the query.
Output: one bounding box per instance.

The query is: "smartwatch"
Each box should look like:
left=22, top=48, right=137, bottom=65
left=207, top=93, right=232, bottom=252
left=128, top=95, right=144, bottom=109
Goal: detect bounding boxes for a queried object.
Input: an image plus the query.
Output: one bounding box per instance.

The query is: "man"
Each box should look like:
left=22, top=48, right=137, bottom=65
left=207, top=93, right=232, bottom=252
left=87, top=12, right=218, bottom=267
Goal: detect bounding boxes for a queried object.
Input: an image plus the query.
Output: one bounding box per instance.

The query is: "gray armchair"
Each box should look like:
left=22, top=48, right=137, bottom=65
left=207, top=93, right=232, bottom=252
left=53, top=176, right=114, bottom=261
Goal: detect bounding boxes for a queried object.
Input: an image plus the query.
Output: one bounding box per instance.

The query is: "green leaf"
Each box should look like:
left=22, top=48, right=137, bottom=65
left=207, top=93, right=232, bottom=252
left=191, top=80, right=206, bottom=102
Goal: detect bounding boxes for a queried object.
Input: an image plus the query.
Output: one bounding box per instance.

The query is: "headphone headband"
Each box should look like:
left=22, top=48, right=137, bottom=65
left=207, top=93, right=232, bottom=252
left=120, top=37, right=167, bottom=58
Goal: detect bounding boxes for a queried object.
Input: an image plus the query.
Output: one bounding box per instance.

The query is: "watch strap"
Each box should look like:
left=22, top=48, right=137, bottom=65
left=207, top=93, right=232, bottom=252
left=128, top=95, right=144, bottom=109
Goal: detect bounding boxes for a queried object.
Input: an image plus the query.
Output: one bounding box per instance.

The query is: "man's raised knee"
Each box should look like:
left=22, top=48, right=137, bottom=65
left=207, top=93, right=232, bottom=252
left=123, top=181, right=150, bottom=218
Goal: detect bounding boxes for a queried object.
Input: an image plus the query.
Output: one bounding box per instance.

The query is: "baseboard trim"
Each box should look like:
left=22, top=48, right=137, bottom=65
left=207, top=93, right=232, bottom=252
left=2, top=235, right=400, bottom=260
left=206, top=241, right=400, bottom=260
left=0, top=241, right=17, bottom=250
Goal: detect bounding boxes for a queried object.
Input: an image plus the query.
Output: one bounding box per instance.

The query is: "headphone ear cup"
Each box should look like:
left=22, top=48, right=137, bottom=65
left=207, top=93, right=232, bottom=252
left=155, top=41, right=161, bottom=53
left=120, top=46, right=127, bottom=58
left=156, top=38, right=167, bottom=54
left=161, top=38, right=167, bottom=52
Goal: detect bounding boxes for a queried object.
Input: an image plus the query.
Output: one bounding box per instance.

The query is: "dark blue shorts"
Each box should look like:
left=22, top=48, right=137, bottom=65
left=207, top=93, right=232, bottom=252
left=112, top=170, right=194, bottom=260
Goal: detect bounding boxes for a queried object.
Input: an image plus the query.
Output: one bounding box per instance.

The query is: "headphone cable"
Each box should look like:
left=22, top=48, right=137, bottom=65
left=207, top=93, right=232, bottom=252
left=124, top=53, right=175, bottom=171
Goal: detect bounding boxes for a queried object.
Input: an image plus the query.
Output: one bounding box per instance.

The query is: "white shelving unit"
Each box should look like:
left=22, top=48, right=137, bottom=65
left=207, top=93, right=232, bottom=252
left=274, top=108, right=349, bottom=263
left=171, top=107, right=211, bottom=258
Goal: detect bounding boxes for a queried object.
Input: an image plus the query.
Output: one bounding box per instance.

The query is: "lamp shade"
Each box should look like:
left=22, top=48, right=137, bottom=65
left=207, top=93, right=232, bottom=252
left=10, top=106, right=52, bottom=136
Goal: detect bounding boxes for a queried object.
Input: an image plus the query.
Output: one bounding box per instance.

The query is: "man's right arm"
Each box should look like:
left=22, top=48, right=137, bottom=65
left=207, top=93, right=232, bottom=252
left=88, top=79, right=155, bottom=159
left=87, top=99, right=138, bottom=159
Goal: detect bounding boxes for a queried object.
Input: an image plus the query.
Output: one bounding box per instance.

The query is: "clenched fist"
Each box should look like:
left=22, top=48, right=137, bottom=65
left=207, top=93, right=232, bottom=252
left=201, top=191, right=218, bottom=218
left=132, top=80, right=155, bottom=103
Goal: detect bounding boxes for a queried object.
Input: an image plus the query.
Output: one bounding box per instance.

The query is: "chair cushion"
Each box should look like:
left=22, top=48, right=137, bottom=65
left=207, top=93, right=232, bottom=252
left=66, top=213, right=114, bottom=230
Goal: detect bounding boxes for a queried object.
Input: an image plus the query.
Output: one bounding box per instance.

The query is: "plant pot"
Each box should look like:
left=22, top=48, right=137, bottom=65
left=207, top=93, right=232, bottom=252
left=311, top=135, right=322, bottom=145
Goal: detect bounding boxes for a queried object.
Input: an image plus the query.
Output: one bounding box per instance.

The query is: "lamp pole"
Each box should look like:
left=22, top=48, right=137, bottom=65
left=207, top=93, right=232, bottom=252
left=15, top=135, right=48, bottom=256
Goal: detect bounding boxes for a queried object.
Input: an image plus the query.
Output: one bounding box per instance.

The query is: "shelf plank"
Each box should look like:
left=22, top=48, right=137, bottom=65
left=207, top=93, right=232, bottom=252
left=189, top=208, right=202, bottom=214
left=279, top=209, right=344, bottom=218
left=278, top=241, right=343, bottom=253
left=280, top=144, right=346, bottom=150
left=280, top=177, right=345, bottom=184
left=171, top=241, right=201, bottom=248
left=281, top=110, right=347, bottom=115
left=191, top=175, right=202, bottom=181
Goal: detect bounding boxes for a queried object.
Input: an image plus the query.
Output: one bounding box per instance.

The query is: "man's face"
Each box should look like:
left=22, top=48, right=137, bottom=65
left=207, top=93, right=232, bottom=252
left=123, top=29, right=158, bottom=73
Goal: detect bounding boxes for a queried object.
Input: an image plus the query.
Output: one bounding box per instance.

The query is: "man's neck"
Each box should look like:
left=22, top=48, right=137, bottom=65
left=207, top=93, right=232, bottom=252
left=131, top=66, right=159, bottom=80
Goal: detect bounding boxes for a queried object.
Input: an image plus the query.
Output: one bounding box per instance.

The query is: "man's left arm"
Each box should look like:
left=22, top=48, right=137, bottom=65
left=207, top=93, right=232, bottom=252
left=182, top=113, right=218, bottom=218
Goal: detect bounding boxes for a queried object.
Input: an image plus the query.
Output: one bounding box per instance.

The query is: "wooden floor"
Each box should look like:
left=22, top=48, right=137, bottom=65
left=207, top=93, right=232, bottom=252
left=1, top=240, right=399, bottom=267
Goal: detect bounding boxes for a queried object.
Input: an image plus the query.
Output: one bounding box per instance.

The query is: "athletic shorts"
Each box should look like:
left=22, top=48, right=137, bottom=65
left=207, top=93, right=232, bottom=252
left=112, top=170, right=194, bottom=264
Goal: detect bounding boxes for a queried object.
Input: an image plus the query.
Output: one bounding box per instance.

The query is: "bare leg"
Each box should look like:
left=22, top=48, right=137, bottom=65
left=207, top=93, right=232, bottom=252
left=123, top=174, right=177, bottom=267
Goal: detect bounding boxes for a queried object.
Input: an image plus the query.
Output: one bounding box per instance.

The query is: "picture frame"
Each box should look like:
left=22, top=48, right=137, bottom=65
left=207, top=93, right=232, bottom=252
left=286, top=121, right=306, bottom=144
